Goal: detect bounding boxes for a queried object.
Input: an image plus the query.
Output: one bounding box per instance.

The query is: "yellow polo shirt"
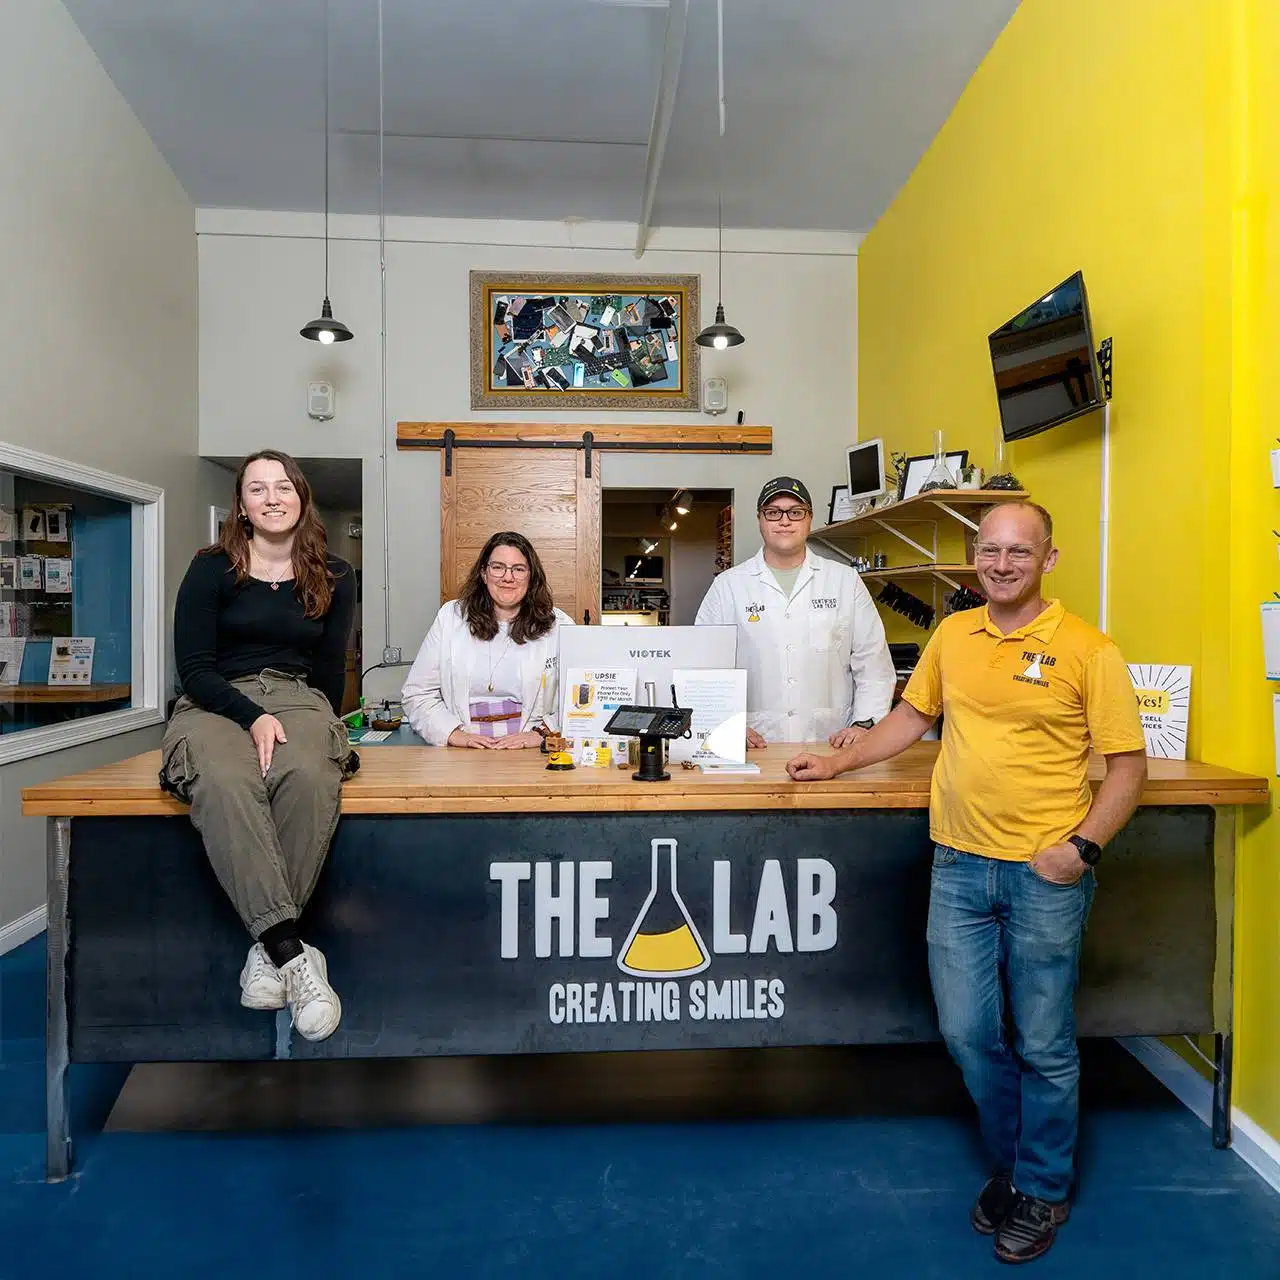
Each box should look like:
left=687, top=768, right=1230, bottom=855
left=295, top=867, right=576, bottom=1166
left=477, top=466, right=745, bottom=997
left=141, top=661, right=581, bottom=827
left=901, top=600, right=1145, bottom=862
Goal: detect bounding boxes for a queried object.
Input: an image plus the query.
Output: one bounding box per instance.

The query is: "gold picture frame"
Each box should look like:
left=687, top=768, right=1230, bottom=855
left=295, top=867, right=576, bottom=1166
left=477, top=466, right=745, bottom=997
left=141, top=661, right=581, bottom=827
left=470, top=271, right=701, bottom=410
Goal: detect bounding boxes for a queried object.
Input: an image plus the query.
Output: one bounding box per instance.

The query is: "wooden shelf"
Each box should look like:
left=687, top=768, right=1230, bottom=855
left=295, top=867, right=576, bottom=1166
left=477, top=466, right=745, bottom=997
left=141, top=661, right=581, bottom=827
left=0, top=683, right=130, bottom=704
left=858, top=564, right=978, bottom=585
left=814, top=489, right=1029, bottom=540
left=397, top=421, right=773, bottom=454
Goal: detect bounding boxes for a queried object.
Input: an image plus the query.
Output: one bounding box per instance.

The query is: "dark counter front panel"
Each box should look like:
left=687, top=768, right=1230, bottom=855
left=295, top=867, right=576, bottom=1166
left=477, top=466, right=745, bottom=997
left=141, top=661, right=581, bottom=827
left=65, top=806, right=1217, bottom=1062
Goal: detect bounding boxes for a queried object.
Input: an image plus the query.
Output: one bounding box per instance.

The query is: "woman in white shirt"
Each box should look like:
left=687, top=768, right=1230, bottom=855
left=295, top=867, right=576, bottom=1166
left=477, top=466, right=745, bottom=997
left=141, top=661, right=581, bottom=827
left=401, top=531, right=571, bottom=748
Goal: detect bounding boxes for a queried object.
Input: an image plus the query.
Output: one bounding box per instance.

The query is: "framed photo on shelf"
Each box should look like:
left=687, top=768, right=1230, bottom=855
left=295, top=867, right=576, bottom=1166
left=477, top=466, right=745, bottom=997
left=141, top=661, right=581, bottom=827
left=827, top=485, right=855, bottom=525
left=470, top=271, right=701, bottom=410
left=899, top=450, right=970, bottom=501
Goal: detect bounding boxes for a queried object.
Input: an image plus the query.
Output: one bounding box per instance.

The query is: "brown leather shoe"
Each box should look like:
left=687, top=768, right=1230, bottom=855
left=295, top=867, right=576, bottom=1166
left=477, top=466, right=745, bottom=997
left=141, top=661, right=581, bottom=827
left=994, top=1193, right=1071, bottom=1264
left=971, top=1173, right=1016, bottom=1235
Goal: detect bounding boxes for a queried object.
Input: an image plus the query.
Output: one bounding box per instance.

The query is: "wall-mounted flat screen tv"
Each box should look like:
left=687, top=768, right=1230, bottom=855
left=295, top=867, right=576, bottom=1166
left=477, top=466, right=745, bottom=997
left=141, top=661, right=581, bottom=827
left=989, top=270, right=1103, bottom=441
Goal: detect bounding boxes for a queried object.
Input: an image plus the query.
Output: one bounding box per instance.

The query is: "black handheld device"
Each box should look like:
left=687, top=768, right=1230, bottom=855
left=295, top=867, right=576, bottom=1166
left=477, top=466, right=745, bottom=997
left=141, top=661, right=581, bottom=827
left=604, top=687, right=693, bottom=782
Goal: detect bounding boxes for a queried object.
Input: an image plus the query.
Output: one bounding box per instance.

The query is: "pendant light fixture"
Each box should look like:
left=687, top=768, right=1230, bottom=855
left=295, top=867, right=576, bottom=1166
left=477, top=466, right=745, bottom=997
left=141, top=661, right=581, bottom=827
left=301, top=1, right=353, bottom=344
left=695, top=196, right=744, bottom=349
left=695, top=0, right=744, bottom=350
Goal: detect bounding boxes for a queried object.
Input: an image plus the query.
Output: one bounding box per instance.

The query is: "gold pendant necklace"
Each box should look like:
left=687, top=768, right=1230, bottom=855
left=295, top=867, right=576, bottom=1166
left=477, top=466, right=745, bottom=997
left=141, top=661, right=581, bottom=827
left=488, top=627, right=513, bottom=693
left=254, top=557, right=289, bottom=591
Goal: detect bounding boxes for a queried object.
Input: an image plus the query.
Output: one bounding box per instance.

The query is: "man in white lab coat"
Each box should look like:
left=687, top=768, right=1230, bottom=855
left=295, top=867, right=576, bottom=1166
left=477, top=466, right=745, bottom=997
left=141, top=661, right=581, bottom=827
left=695, top=476, right=896, bottom=746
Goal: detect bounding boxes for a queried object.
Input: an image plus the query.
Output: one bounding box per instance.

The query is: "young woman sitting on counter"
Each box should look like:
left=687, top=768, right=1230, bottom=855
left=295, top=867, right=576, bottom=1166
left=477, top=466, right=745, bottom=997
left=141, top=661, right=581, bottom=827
left=160, top=449, right=357, bottom=1042
left=401, top=531, right=571, bottom=748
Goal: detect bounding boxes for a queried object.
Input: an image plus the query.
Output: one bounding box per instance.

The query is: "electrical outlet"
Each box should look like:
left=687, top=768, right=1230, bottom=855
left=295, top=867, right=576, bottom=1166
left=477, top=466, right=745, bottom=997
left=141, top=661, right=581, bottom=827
left=382, top=646, right=401, bottom=665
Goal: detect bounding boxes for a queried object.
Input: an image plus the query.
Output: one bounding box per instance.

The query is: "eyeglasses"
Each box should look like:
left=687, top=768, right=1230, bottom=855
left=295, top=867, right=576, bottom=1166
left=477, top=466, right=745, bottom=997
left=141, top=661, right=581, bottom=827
left=972, top=536, right=1051, bottom=564
left=760, top=506, right=812, bottom=523
left=486, top=563, right=529, bottom=580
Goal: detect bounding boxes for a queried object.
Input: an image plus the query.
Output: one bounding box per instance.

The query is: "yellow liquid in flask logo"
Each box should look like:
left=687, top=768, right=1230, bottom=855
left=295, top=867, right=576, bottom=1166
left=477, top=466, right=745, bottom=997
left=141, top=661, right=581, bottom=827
left=618, top=838, right=710, bottom=978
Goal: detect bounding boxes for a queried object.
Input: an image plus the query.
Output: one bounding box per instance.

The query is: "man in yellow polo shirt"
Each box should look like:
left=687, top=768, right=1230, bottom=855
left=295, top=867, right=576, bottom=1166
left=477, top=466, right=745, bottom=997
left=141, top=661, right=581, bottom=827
left=787, top=501, right=1146, bottom=1265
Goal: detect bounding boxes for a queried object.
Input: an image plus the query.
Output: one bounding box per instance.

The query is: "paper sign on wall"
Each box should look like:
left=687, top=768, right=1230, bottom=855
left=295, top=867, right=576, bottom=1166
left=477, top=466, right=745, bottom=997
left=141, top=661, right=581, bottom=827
left=1264, top=602, right=1280, bottom=679
left=1127, top=664, right=1191, bottom=760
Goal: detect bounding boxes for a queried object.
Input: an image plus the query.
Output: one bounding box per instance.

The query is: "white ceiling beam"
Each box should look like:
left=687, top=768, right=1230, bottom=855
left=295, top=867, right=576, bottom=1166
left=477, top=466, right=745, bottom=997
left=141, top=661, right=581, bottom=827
left=633, top=0, right=690, bottom=258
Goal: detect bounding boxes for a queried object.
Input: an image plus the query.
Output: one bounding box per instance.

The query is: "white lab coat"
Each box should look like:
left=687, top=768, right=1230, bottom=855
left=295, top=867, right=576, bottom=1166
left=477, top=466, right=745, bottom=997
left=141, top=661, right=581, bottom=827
left=694, top=549, right=896, bottom=743
left=401, top=601, right=572, bottom=745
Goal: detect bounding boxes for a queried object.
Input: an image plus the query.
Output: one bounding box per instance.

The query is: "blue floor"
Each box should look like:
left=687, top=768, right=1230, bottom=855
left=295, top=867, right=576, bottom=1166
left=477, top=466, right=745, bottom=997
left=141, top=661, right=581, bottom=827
left=2, top=935, right=1277, bottom=1279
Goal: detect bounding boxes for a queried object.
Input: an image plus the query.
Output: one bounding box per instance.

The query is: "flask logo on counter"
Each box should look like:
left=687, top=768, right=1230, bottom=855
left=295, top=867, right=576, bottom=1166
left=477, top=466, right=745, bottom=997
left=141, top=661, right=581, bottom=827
left=488, top=837, right=838, bottom=1026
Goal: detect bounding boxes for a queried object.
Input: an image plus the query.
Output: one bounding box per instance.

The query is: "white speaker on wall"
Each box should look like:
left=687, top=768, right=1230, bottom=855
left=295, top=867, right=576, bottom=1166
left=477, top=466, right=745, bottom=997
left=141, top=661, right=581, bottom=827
left=307, top=381, right=335, bottom=421
left=703, top=376, right=728, bottom=415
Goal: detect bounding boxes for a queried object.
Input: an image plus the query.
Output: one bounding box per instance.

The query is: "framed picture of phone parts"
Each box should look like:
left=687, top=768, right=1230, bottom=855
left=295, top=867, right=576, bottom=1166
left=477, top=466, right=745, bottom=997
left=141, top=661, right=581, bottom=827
left=470, top=271, right=701, bottom=410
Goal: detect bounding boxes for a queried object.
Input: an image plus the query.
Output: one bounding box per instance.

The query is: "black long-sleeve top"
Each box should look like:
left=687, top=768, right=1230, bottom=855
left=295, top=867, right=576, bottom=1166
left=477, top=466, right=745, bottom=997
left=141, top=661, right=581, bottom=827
left=173, top=550, right=356, bottom=729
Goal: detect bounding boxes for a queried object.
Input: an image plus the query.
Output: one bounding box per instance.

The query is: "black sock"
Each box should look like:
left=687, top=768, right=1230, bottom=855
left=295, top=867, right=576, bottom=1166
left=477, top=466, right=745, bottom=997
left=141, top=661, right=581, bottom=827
left=258, top=920, right=304, bottom=968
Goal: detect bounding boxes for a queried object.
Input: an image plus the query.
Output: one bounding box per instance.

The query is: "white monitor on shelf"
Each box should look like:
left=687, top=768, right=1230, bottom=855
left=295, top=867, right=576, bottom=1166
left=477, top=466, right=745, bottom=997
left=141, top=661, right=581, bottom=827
left=847, top=438, right=887, bottom=502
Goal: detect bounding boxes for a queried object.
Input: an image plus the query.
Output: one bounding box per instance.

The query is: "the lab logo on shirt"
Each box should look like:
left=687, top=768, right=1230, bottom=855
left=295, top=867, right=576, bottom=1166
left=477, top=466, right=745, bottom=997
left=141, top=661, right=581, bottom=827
left=1014, top=650, right=1055, bottom=688
left=745, top=602, right=766, bottom=623
left=810, top=598, right=838, bottom=610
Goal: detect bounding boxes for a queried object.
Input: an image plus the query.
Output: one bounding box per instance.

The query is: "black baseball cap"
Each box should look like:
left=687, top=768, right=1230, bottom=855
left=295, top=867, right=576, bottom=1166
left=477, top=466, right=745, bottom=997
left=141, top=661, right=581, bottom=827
left=756, top=476, right=812, bottom=511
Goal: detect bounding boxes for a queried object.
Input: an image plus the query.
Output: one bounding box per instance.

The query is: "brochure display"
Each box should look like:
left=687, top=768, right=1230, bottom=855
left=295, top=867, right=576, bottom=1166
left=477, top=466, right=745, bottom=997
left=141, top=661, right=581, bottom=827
left=561, top=666, right=637, bottom=754
left=558, top=626, right=737, bottom=716
left=0, top=638, right=26, bottom=685
left=0, top=474, right=133, bottom=734
left=669, top=668, right=747, bottom=765
left=48, top=637, right=95, bottom=686
left=1127, top=664, right=1191, bottom=760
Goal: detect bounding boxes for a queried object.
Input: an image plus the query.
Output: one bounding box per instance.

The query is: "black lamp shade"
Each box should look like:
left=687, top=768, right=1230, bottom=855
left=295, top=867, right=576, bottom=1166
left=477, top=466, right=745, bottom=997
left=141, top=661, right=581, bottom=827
left=695, top=302, right=745, bottom=348
left=300, top=296, right=354, bottom=343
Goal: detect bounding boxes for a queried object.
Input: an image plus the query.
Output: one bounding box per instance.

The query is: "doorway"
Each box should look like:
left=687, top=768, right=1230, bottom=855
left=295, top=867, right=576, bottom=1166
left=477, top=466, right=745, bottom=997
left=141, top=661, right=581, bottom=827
left=601, top=489, right=733, bottom=626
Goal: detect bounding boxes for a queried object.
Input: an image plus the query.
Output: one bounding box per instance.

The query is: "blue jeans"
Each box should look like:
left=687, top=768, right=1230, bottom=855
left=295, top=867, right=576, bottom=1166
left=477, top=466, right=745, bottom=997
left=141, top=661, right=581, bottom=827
left=926, top=844, right=1095, bottom=1203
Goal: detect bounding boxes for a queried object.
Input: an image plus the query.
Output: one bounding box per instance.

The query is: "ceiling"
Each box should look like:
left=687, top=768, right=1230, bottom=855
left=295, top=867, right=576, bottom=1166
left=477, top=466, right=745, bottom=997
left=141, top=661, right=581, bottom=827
left=62, top=0, right=1017, bottom=233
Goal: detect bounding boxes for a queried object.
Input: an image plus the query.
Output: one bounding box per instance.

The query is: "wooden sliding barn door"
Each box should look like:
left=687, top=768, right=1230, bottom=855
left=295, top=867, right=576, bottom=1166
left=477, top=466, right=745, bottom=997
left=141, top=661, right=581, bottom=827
left=440, top=448, right=601, bottom=623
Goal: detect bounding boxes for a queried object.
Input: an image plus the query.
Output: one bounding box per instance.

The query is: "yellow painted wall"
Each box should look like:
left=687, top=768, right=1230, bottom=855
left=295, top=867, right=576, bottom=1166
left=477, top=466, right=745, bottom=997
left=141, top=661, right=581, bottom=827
left=859, top=0, right=1280, bottom=1140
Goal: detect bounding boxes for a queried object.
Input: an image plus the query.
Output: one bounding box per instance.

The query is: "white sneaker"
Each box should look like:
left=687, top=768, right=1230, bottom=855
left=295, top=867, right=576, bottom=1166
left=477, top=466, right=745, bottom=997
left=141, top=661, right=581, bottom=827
left=239, top=943, right=286, bottom=1010
left=281, top=944, right=342, bottom=1042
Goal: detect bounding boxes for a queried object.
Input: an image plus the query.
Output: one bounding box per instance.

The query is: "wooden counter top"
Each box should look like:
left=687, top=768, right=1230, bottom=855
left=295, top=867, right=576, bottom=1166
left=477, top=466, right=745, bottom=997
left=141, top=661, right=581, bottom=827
left=20, top=743, right=1269, bottom=817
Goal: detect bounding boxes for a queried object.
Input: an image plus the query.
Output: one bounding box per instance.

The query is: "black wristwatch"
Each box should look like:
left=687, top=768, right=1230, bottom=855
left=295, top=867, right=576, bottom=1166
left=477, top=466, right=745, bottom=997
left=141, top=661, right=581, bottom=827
left=851, top=719, right=875, bottom=729
left=1067, top=834, right=1103, bottom=866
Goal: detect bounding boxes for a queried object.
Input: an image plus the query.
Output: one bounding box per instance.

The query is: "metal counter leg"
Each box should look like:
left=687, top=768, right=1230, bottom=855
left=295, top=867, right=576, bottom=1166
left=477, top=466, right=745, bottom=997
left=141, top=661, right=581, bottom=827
left=46, top=815, right=72, bottom=1182
left=1212, top=1032, right=1233, bottom=1149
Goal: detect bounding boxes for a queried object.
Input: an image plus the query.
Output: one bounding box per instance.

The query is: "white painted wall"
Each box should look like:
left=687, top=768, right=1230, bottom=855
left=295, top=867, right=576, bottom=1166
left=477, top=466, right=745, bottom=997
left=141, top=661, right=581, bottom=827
left=669, top=505, right=722, bottom=626
left=198, top=211, right=860, bottom=701
left=0, top=0, right=214, bottom=937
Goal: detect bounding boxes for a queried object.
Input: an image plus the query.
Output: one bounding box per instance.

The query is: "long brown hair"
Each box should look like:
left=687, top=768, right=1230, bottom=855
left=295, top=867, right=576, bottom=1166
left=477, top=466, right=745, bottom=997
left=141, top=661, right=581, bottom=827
left=458, top=531, right=556, bottom=643
left=210, top=449, right=337, bottom=618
